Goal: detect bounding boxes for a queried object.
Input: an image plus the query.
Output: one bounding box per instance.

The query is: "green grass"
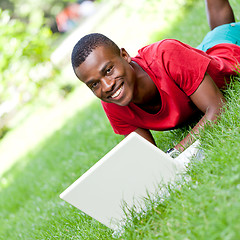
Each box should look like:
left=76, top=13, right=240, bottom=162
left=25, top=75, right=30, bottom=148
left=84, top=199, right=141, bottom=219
left=1, top=0, right=240, bottom=239
left=119, top=77, right=240, bottom=240
left=0, top=101, right=121, bottom=239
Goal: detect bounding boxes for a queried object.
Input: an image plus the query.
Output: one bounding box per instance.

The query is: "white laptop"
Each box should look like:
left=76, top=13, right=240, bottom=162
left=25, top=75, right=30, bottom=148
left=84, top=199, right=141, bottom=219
left=60, top=132, right=200, bottom=230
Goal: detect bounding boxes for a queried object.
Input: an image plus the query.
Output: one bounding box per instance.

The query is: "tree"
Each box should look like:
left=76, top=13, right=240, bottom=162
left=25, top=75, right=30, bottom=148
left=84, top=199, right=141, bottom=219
left=0, top=9, right=58, bottom=137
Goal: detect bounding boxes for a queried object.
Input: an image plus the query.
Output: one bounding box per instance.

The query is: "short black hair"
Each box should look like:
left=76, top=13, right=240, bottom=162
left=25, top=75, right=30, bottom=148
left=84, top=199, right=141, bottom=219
left=71, top=33, right=120, bottom=70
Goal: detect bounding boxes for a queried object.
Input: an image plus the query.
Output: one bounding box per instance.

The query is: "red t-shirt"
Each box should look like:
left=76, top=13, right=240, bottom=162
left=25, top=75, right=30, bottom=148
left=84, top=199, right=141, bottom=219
left=101, top=39, right=240, bottom=135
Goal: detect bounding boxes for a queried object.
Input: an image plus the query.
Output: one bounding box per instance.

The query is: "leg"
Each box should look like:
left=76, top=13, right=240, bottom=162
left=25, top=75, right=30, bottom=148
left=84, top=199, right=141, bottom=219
left=205, top=0, right=235, bottom=30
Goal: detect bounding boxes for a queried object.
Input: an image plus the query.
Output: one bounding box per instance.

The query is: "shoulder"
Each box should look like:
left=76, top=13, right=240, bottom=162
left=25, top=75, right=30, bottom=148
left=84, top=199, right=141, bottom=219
left=101, top=101, right=139, bottom=122
left=138, top=39, right=189, bottom=54
left=101, top=101, right=121, bottom=111
left=101, top=101, right=138, bottom=135
left=134, top=39, right=192, bottom=64
left=101, top=101, right=129, bottom=117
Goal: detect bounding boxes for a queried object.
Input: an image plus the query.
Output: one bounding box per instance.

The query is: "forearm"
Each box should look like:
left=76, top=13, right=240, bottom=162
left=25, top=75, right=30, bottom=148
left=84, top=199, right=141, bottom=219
left=175, top=101, right=226, bottom=152
left=173, top=73, right=227, bottom=152
left=174, top=115, right=208, bottom=151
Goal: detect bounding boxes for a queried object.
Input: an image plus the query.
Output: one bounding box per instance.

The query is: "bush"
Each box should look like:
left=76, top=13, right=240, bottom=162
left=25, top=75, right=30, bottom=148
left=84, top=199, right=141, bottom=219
left=0, top=9, right=58, bottom=137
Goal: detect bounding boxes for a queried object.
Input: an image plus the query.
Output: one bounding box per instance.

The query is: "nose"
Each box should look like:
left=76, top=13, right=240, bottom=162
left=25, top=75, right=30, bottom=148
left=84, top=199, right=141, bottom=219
left=101, top=77, right=115, bottom=93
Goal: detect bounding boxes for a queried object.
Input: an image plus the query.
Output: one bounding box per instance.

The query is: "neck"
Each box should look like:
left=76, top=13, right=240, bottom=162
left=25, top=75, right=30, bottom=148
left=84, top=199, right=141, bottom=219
left=130, top=61, right=161, bottom=113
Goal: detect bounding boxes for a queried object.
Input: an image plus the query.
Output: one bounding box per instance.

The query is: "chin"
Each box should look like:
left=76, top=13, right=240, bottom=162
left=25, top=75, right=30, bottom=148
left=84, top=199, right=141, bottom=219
left=102, top=92, right=133, bottom=106
left=115, top=97, right=132, bottom=107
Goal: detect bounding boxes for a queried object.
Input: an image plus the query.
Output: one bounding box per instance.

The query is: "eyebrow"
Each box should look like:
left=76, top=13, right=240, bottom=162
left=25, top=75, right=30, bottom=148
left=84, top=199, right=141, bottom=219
left=85, top=61, right=112, bottom=85
left=100, top=61, right=111, bottom=73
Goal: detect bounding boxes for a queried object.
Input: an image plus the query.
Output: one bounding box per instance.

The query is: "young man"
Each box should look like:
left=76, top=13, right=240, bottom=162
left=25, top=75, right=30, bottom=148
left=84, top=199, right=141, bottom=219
left=71, top=0, right=240, bottom=154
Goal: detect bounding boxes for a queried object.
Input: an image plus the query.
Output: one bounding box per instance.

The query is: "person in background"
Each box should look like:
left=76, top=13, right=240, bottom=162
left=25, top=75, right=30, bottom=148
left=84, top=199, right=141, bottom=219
left=56, top=0, right=95, bottom=32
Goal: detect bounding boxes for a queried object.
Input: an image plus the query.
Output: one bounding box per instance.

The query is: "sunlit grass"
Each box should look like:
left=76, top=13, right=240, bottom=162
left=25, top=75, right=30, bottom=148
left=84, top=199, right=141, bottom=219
left=0, top=83, right=95, bottom=177
left=120, top=78, right=240, bottom=240
left=93, top=0, right=192, bottom=56
left=1, top=0, right=240, bottom=239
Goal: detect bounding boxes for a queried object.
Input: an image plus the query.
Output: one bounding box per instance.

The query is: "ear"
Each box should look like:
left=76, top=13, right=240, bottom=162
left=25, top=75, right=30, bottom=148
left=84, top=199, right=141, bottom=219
left=120, top=48, right=131, bottom=63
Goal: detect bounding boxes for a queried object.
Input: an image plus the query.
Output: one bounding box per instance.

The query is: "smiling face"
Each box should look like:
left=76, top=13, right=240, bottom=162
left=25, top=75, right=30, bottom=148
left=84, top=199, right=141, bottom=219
left=74, top=45, right=137, bottom=106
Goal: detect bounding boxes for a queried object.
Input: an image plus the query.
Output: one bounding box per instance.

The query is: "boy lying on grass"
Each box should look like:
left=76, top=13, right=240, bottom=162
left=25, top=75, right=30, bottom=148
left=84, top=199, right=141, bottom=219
left=71, top=0, right=240, bottom=156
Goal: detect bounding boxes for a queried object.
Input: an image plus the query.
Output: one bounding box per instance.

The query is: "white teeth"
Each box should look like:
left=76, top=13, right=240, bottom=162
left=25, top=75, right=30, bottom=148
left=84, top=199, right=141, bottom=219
left=111, top=85, right=123, bottom=98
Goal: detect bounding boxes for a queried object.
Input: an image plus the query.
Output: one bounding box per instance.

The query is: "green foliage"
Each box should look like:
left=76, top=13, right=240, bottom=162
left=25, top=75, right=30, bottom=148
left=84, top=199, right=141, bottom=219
left=0, top=9, right=58, bottom=135
left=0, top=0, right=75, bottom=28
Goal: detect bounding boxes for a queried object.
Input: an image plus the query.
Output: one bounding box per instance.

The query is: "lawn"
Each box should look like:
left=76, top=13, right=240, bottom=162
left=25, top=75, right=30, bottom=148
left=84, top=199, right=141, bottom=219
left=0, top=0, right=240, bottom=239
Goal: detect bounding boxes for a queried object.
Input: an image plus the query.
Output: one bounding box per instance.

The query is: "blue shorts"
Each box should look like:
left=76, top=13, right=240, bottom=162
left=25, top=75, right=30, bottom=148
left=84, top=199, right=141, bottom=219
left=197, top=22, right=240, bottom=52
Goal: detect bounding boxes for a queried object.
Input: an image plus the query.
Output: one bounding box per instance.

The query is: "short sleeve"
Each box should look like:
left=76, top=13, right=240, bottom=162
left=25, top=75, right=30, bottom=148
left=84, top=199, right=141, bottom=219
left=101, top=101, right=138, bottom=135
left=149, top=40, right=212, bottom=96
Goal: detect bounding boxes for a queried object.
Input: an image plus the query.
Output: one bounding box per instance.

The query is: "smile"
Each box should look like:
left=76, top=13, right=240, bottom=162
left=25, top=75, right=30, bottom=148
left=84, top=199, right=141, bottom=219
left=111, top=84, right=123, bottom=99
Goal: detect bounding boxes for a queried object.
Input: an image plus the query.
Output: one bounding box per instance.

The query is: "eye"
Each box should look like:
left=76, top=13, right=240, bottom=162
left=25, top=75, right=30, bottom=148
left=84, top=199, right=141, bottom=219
left=106, top=66, right=113, bottom=75
left=90, top=82, right=99, bottom=90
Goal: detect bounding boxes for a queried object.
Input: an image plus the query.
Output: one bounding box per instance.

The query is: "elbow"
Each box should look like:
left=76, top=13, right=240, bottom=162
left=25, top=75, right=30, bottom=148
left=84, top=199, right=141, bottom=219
left=205, top=101, right=226, bottom=122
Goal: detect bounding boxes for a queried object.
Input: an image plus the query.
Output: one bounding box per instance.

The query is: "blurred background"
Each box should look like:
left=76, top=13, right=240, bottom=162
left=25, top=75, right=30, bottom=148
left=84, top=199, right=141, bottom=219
left=0, top=0, right=195, bottom=175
